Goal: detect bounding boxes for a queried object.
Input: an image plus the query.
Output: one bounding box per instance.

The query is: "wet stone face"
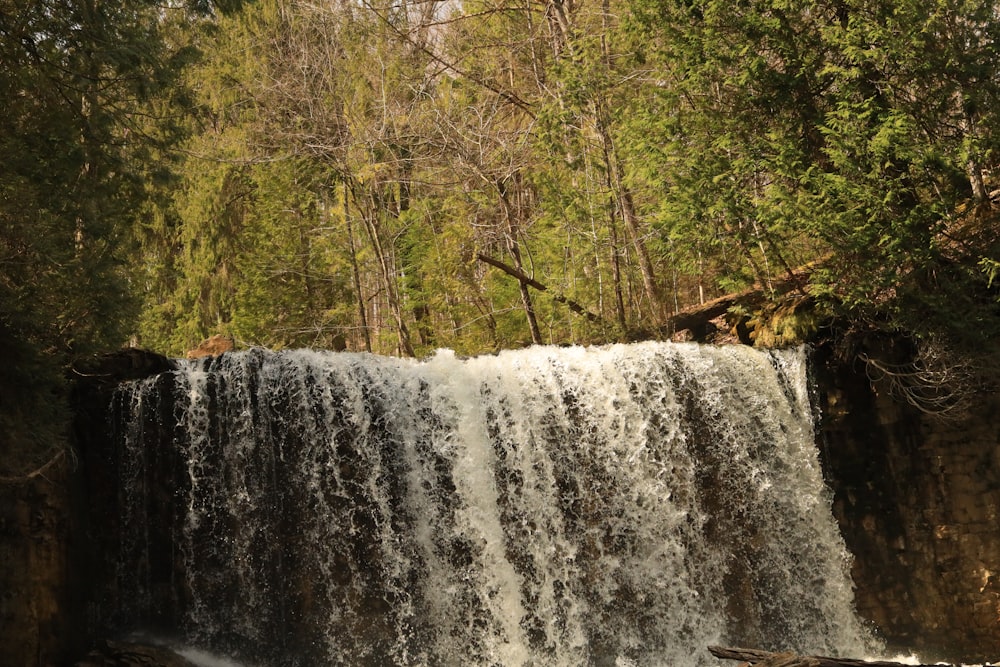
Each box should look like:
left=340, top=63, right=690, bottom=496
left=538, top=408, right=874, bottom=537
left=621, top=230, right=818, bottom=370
left=43, top=341, right=1000, bottom=666
left=815, top=341, right=1000, bottom=664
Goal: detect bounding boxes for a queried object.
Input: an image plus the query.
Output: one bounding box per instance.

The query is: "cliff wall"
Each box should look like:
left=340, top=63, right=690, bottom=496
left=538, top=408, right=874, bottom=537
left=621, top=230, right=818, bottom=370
left=0, top=458, right=86, bottom=667
left=815, top=340, right=1000, bottom=662
left=0, top=350, right=177, bottom=667
left=3, top=344, right=999, bottom=664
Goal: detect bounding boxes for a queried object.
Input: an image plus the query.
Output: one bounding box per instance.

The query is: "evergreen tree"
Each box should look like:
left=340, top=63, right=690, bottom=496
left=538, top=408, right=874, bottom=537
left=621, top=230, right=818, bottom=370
left=0, top=0, right=204, bottom=475
left=625, top=0, right=1000, bottom=345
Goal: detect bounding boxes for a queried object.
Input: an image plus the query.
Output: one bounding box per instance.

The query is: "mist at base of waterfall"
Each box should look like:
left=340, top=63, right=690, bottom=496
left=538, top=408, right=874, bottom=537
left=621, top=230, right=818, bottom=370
left=112, top=342, right=878, bottom=666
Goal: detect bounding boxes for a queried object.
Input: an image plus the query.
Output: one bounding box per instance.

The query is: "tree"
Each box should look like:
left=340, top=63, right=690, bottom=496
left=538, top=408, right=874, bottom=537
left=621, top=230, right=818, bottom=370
left=624, top=0, right=1000, bottom=348
left=133, top=0, right=1000, bottom=360
left=0, top=0, right=204, bottom=475
left=532, top=0, right=675, bottom=332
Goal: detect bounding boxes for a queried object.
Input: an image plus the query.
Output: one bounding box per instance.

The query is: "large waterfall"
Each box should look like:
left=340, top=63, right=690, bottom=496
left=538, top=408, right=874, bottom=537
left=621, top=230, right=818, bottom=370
left=109, top=342, right=875, bottom=666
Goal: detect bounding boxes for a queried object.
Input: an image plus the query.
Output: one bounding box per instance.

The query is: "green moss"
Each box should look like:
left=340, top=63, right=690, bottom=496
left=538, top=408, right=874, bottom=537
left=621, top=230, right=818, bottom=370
left=746, top=296, right=827, bottom=348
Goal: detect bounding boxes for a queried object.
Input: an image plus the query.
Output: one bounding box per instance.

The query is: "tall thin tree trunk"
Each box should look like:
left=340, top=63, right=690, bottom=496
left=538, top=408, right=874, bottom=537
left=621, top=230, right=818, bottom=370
left=594, top=100, right=668, bottom=326
left=608, top=200, right=628, bottom=334
left=343, top=182, right=371, bottom=352
left=77, top=0, right=102, bottom=257
left=498, top=182, right=542, bottom=345
left=968, top=157, right=988, bottom=203
left=352, top=182, right=415, bottom=356
left=956, top=90, right=989, bottom=203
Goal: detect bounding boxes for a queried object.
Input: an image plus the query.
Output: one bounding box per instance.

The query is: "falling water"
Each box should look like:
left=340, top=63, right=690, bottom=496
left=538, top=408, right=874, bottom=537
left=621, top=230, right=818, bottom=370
left=110, top=342, right=875, bottom=666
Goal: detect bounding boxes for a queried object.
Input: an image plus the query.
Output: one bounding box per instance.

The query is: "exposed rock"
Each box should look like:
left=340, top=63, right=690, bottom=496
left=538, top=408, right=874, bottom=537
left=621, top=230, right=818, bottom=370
left=815, top=335, right=1000, bottom=663
left=0, top=453, right=86, bottom=666
left=185, top=334, right=234, bottom=359
left=72, top=348, right=177, bottom=383
left=4, top=335, right=989, bottom=666
left=0, top=349, right=178, bottom=667
left=74, top=639, right=198, bottom=667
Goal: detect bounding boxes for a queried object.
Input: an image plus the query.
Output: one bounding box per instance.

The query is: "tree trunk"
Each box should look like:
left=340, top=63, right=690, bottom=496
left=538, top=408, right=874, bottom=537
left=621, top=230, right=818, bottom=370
left=594, top=100, right=668, bottom=326
left=956, top=91, right=988, bottom=203
left=608, top=200, right=629, bottom=333
left=351, top=180, right=415, bottom=356
left=343, top=182, right=371, bottom=352
left=497, top=180, right=543, bottom=345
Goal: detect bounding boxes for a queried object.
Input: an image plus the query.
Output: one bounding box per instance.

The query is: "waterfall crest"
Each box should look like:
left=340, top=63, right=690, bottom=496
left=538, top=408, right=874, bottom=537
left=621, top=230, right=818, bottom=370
left=111, top=342, right=874, bottom=666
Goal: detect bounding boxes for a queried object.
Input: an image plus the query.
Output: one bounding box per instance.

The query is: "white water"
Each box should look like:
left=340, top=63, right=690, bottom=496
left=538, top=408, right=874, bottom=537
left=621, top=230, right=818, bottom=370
left=112, top=342, right=876, bottom=666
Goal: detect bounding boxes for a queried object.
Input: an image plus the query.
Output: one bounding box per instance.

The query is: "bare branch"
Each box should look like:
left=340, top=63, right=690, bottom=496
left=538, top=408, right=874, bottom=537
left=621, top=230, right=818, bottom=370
left=0, top=449, right=70, bottom=485
left=477, top=252, right=603, bottom=322
left=860, top=339, right=976, bottom=419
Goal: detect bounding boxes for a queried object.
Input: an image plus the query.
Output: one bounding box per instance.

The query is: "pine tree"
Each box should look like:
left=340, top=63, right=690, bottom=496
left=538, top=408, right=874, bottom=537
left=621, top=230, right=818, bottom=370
left=0, top=0, right=205, bottom=474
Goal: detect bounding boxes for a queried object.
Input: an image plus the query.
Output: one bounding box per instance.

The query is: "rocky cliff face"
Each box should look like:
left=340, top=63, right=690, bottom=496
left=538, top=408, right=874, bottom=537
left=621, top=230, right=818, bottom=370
left=0, top=349, right=178, bottom=667
left=815, top=338, right=1000, bottom=662
left=4, top=343, right=1000, bottom=665
left=0, top=458, right=85, bottom=667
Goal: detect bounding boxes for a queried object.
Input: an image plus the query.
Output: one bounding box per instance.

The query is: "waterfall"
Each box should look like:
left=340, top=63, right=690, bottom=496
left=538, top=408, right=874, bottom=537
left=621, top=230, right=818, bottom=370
left=109, top=342, right=875, bottom=666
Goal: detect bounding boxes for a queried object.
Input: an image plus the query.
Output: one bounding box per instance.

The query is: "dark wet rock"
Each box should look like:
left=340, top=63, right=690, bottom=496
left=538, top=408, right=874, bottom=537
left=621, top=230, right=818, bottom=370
left=74, top=639, right=198, bottom=667
left=71, top=348, right=177, bottom=385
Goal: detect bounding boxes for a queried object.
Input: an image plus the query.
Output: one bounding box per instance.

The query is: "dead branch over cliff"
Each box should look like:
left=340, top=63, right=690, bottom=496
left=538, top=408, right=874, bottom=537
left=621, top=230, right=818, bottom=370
left=0, top=449, right=70, bottom=485
left=708, top=646, right=960, bottom=667
left=858, top=339, right=976, bottom=419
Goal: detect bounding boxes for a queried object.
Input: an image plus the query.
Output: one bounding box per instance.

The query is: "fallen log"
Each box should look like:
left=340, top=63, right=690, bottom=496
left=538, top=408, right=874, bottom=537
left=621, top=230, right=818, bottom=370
left=665, top=255, right=826, bottom=338
left=708, top=646, right=960, bottom=667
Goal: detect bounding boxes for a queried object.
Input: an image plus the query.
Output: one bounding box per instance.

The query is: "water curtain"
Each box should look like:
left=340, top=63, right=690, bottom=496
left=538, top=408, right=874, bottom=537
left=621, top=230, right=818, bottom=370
left=110, top=342, right=873, bottom=666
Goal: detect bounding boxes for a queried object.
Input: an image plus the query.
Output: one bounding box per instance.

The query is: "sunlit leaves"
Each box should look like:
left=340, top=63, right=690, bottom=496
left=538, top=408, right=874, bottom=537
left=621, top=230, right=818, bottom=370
left=130, top=0, right=1000, bottom=358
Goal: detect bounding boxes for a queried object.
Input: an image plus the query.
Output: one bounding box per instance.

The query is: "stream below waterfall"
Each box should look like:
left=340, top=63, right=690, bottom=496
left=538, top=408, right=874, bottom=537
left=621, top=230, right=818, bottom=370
left=108, top=341, right=878, bottom=666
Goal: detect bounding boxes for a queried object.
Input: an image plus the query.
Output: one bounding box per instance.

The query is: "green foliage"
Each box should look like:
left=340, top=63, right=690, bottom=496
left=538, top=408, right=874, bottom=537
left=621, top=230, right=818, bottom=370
left=231, top=162, right=357, bottom=349
left=983, top=258, right=1000, bottom=289
left=747, top=297, right=828, bottom=348
left=0, top=0, right=203, bottom=474
left=622, top=0, right=1000, bottom=349
left=5, top=0, right=995, bottom=395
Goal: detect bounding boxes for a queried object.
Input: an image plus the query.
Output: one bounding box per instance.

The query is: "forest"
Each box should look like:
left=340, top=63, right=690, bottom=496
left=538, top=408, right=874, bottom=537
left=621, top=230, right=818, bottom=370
left=2, top=0, right=1000, bottom=476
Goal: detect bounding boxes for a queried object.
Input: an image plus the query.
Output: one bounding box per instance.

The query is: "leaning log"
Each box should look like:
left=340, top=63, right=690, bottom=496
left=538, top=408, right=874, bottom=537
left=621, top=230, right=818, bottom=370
left=476, top=252, right=604, bottom=323
left=708, top=646, right=960, bottom=667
